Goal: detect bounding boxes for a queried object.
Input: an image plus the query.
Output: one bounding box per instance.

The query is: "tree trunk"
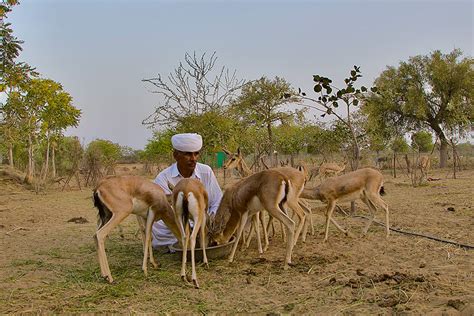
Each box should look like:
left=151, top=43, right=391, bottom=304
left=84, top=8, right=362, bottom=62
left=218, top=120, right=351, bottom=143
left=42, top=137, right=51, bottom=181
left=404, top=154, right=411, bottom=173
left=25, top=134, right=34, bottom=184
left=8, top=144, right=14, bottom=167
left=52, top=146, right=56, bottom=178
left=267, top=122, right=273, bottom=156
left=392, top=151, right=397, bottom=178
left=439, top=137, right=448, bottom=168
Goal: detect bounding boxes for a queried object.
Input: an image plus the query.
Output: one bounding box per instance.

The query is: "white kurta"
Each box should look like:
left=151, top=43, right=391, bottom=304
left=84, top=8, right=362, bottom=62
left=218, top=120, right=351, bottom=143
left=151, top=162, right=223, bottom=247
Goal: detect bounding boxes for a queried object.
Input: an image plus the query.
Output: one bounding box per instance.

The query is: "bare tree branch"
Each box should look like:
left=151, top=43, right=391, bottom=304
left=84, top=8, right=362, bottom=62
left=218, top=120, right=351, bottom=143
left=142, top=52, right=246, bottom=128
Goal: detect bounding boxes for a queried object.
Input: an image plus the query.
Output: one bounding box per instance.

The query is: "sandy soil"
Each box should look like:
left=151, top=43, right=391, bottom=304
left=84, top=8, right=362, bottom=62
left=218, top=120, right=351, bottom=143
left=0, top=166, right=473, bottom=314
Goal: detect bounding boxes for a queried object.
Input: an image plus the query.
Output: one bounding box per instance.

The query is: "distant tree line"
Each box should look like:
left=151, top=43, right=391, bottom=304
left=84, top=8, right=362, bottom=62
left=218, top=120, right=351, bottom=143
left=1, top=1, right=472, bottom=187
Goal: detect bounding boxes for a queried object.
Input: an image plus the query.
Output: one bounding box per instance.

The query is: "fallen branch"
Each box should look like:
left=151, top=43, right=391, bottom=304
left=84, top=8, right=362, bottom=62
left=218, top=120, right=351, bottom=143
left=353, top=215, right=474, bottom=250
left=5, top=226, right=30, bottom=236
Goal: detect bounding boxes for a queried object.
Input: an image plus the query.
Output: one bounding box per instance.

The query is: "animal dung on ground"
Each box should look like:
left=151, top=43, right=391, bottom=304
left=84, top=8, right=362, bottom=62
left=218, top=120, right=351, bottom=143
left=67, top=217, right=89, bottom=224
left=446, top=207, right=455, bottom=212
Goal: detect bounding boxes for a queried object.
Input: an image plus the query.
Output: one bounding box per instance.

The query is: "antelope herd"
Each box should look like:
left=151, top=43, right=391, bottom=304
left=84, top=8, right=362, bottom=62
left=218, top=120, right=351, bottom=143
left=92, top=149, right=391, bottom=287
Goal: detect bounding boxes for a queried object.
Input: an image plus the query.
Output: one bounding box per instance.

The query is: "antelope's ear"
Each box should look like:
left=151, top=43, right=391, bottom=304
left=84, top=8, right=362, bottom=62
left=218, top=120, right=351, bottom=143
left=167, top=181, right=175, bottom=192
left=237, top=147, right=241, bottom=155
left=222, top=148, right=232, bottom=155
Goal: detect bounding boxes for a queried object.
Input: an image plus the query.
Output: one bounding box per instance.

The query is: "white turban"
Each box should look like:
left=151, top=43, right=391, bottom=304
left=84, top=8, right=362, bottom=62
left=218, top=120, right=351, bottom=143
left=171, top=133, right=203, bottom=152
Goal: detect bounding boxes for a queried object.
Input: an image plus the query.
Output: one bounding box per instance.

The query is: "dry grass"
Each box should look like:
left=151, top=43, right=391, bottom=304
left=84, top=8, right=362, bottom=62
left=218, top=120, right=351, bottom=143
left=0, top=167, right=473, bottom=314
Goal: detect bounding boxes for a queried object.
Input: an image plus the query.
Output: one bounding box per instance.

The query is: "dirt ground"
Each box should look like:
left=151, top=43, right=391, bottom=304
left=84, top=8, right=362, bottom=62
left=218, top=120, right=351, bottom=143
left=0, top=166, right=473, bottom=314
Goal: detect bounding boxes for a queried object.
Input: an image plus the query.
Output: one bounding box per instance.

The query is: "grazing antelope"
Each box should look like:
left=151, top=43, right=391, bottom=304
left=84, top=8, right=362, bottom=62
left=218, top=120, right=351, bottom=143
left=319, top=161, right=347, bottom=179
left=223, top=149, right=310, bottom=246
left=169, top=178, right=209, bottom=289
left=300, top=168, right=389, bottom=241
left=210, top=170, right=296, bottom=269
left=93, top=175, right=181, bottom=283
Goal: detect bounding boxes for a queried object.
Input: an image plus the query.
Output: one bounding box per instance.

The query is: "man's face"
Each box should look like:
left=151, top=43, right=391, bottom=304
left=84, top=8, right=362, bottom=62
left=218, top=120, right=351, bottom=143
left=173, top=150, right=200, bottom=174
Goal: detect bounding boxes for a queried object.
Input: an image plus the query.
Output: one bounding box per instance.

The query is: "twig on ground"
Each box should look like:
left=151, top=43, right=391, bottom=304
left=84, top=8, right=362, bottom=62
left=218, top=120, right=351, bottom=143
left=5, top=225, right=30, bottom=236
left=353, top=215, right=474, bottom=250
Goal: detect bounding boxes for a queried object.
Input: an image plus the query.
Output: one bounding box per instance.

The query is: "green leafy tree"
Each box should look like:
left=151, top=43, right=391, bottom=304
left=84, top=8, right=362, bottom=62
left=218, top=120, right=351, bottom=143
left=1, top=0, right=38, bottom=167
left=55, top=136, right=83, bottom=176
left=142, top=129, right=175, bottom=163
left=411, top=131, right=433, bottom=153
left=175, top=109, right=240, bottom=154
left=85, top=139, right=121, bottom=175
left=274, top=123, right=306, bottom=155
left=40, top=84, right=81, bottom=179
left=364, top=49, right=473, bottom=167
left=231, top=76, right=302, bottom=154
left=3, top=78, right=80, bottom=183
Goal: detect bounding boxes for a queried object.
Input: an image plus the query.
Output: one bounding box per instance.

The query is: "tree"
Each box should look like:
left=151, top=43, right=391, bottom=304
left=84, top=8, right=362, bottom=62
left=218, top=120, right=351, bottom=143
left=390, top=136, right=409, bottom=178
left=55, top=136, right=83, bottom=176
left=142, top=129, right=175, bottom=162
left=3, top=78, right=80, bottom=183
left=1, top=0, right=38, bottom=167
left=85, top=139, right=121, bottom=177
left=40, top=83, right=81, bottom=179
left=175, top=109, right=241, bottom=154
left=294, top=66, right=377, bottom=171
left=231, top=76, right=302, bottom=155
left=364, top=49, right=473, bottom=168
left=274, top=123, right=306, bottom=155
left=411, top=131, right=433, bottom=153
left=142, top=52, right=246, bottom=128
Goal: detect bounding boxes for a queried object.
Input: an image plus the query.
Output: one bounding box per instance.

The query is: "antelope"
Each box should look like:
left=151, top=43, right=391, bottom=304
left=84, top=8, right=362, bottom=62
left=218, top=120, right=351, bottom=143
left=209, top=169, right=296, bottom=269
left=169, top=178, right=209, bottom=289
left=300, top=168, right=389, bottom=241
left=93, top=175, right=181, bottom=283
left=319, top=161, right=347, bottom=179
left=419, top=155, right=431, bottom=177
left=223, top=149, right=310, bottom=247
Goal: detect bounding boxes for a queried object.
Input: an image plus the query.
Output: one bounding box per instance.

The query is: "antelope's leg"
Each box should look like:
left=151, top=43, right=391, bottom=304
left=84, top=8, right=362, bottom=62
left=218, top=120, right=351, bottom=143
left=180, top=224, right=189, bottom=282
left=266, top=206, right=295, bottom=269
left=260, top=211, right=269, bottom=252
left=190, top=216, right=202, bottom=289
left=324, top=200, right=336, bottom=242
left=228, top=213, right=248, bottom=263
left=243, top=215, right=256, bottom=250
left=200, top=215, right=208, bottom=267
left=95, top=211, right=129, bottom=283
left=254, top=211, right=263, bottom=254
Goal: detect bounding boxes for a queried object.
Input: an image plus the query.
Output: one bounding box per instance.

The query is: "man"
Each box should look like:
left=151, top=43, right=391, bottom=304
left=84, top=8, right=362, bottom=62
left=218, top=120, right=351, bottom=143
left=151, top=133, right=223, bottom=249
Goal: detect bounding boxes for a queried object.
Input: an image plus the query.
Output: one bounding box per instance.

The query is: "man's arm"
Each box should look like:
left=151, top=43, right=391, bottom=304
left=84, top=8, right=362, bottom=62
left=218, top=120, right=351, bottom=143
left=206, top=170, right=222, bottom=215
left=154, top=172, right=172, bottom=194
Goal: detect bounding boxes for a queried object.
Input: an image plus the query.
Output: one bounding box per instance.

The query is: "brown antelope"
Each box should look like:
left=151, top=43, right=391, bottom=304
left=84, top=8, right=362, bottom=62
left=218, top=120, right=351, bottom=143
left=93, top=175, right=181, bottom=283
left=319, top=161, right=347, bottom=179
left=300, top=168, right=389, bottom=241
left=418, top=155, right=431, bottom=177
left=169, top=178, right=208, bottom=289
left=223, top=149, right=310, bottom=246
left=210, top=169, right=296, bottom=269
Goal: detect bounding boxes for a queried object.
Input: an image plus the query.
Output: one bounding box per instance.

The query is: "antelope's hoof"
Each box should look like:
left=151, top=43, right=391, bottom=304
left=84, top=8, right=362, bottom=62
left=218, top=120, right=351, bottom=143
left=181, top=275, right=187, bottom=282
left=104, top=275, right=114, bottom=283
left=204, top=262, right=209, bottom=269
left=193, top=279, right=200, bottom=289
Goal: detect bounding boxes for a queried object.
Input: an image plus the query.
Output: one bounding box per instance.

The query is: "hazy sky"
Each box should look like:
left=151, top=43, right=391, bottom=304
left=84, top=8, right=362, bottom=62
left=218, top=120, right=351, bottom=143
left=7, top=0, right=473, bottom=150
